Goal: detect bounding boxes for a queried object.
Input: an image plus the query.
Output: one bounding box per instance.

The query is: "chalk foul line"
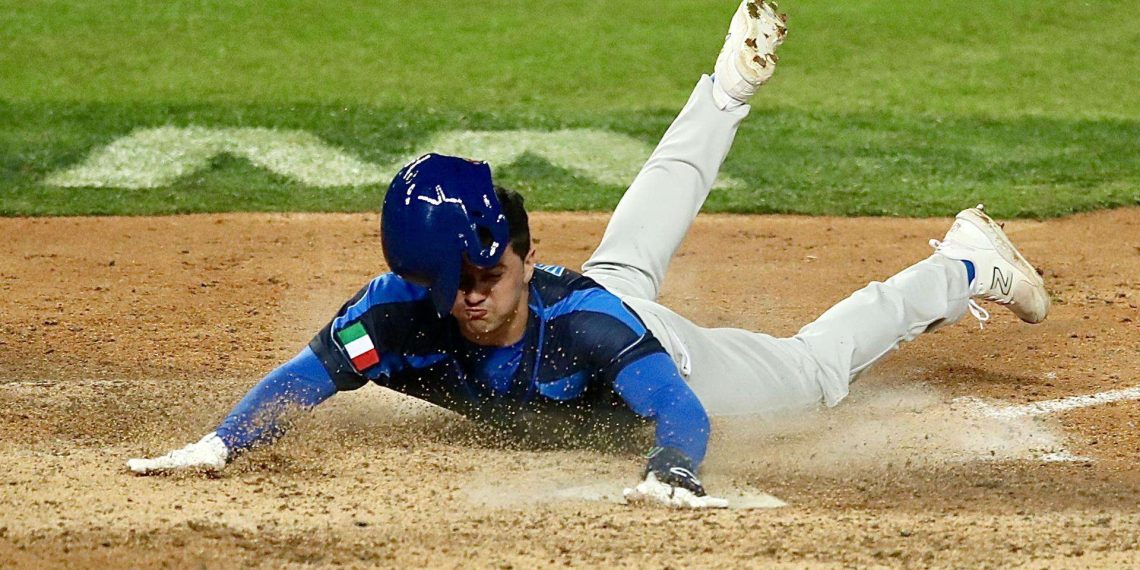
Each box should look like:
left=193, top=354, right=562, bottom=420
left=954, top=385, right=1140, bottom=421
left=953, top=384, right=1140, bottom=463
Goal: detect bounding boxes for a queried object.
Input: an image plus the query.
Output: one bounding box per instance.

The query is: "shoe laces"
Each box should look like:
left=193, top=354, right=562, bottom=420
left=966, top=297, right=991, bottom=329
left=930, top=238, right=990, bottom=329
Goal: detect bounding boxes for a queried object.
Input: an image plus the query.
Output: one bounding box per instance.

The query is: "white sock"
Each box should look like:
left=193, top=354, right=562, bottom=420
left=711, top=74, right=747, bottom=111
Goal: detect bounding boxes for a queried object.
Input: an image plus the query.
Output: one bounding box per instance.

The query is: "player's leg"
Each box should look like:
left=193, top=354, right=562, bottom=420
left=582, top=0, right=787, bottom=301
left=623, top=257, right=967, bottom=415
left=636, top=206, right=1049, bottom=416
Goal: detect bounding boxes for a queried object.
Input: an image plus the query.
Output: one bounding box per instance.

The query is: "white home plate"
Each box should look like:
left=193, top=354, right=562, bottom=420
left=721, top=491, right=788, bottom=509
left=550, top=483, right=786, bottom=510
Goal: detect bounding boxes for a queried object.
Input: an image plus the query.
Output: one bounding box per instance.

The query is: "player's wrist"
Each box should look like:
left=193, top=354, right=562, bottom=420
left=644, top=446, right=708, bottom=496
left=645, top=446, right=694, bottom=472
left=200, top=431, right=231, bottom=464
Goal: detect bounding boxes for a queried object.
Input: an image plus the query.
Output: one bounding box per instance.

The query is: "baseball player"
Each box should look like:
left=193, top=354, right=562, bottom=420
left=129, top=0, right=1049, bottom=509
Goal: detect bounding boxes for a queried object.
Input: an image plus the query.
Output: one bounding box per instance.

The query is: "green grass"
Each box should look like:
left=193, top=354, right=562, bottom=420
left=1, top=0, right=1138, bottom=217
left=3, top=102, right=1136, bottom=217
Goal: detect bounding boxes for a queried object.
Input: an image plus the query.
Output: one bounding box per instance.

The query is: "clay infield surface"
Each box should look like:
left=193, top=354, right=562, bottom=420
left=1, top=209, right=1137, bottom=568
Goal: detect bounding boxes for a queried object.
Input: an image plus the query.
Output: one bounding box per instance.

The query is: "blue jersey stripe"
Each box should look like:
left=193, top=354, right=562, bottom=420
left=332, top=273, right=429, bottom=333
left=542, top=288, right=646, bottom=336
left=536, top=371, right=590, bottom=401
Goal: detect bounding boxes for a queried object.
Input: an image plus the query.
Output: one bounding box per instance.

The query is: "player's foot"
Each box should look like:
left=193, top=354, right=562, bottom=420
left=713, top=0, right=788, bottom=105
left=930, top=204, right=1049, bottom=325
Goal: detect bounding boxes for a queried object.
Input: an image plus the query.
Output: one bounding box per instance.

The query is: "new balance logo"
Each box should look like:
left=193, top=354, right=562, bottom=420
left=992, top=266, right=1013, bottom=295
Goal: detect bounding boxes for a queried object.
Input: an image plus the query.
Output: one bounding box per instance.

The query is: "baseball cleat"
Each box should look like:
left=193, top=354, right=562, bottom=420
left=930, top=204, right=1049, bottom=325
left=714, top=0, right=788, bottom=104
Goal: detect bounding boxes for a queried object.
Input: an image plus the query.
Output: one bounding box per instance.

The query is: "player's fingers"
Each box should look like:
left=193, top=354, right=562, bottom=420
left=622, top=489, right=660, bottom=507
left=126, top=458, right=147, bottom=473
left=127, top=434, right=228, bottom=475
left=624, top=481, right=730, bottom=509
left=673, top=487, right=730, bottom=509
left=127, top=456, right=168, bottom=474
left=623, top=480, right=671, bottom=506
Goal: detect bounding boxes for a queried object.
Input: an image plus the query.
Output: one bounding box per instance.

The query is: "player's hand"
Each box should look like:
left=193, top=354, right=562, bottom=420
left=623, top=447, right=729, bottom=509
left=127, top=432, right=229, bottom=475
left=623, top=472, right=729, bottom=508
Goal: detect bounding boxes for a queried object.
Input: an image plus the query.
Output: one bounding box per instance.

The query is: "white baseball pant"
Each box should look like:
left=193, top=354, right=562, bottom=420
left=582, top=75, right=972, bottom=416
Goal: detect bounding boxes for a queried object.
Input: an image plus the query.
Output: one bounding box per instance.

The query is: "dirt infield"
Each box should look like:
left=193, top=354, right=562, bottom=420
left=1, top=209, right=1137, bottom=568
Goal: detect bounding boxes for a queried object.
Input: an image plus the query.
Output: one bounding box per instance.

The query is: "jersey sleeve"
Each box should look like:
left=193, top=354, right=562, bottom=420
left=308, top=273, right=441, bottom=391
left=611, top=352, right=710, bottom=467
left=215, top=346, right=338, bottom=453
left=543, top=287, right=711, bottom=468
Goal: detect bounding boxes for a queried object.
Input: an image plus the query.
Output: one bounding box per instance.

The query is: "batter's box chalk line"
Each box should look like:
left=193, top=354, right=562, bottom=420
left=953, top=384, right=1140, bottom=463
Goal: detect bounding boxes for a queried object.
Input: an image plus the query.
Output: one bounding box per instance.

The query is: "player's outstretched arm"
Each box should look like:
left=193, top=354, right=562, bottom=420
left=611, top=353, right=728, bottom=509
left=127, top=346, right=338, bottom=475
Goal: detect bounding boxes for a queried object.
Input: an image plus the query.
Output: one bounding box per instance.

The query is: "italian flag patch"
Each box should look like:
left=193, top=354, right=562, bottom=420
left=336, top=322, right=380, bottom=372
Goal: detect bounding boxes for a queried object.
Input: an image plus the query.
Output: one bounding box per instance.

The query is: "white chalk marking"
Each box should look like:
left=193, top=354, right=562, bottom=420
left=46, top=127, right=388, bottom=188
left=721, top=491, right=788, bottom=510
left=956, top=385, right=1140, bottom=421
left=46, top=127, right=743, bottom=190
left=550, top=483, right=785, bottom=510
left=383, top=128, right=741, bottom=190
left=1039, top=450, right=1094, bottom=463
left=954, top=385, right=1140, bottom=464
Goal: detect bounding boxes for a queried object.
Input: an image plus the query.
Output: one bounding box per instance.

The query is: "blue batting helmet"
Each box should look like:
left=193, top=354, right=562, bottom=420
left=380, top=153, right=509, bottom=317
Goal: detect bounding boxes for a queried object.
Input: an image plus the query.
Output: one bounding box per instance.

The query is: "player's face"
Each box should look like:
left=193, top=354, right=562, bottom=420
left=451, top=247, right=536, bottom=346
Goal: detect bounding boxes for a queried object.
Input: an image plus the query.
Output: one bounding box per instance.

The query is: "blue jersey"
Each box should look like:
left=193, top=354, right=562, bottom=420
left=218, top=264, right=711, bottom=469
